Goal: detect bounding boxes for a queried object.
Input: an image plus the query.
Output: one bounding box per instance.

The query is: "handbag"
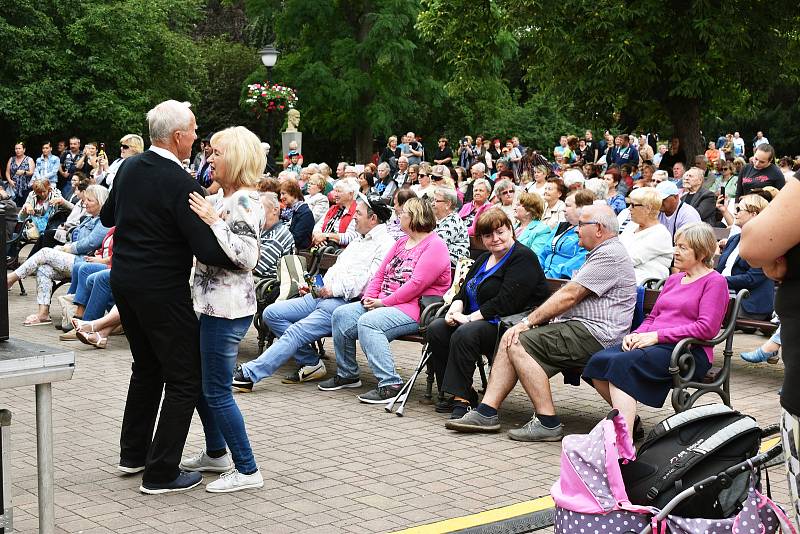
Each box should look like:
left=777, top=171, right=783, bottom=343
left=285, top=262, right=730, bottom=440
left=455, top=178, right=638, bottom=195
left=22, top=218, right=39, bottom=241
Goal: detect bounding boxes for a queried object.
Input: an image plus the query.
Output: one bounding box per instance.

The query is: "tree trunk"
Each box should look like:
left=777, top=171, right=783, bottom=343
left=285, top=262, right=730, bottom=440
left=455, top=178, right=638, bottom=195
left=355, top=123, right=373, bottom=164
left=665, top=97, right=703, bottom=163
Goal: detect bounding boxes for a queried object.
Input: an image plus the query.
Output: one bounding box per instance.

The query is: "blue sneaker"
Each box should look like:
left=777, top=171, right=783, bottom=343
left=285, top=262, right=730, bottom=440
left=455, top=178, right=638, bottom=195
left=740, top=347, right=779, bottom=364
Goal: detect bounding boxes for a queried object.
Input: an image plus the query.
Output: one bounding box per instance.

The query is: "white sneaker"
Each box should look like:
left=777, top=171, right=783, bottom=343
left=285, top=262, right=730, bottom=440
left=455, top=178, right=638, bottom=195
left=179, top=449, right=233, bottom=473
left=281, top=360, right=327, bottom=384
left=206, top=468, right=264, bottom=493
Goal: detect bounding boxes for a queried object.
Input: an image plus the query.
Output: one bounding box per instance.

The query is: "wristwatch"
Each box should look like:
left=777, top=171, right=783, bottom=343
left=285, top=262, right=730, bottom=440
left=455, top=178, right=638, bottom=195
left=520, top=317, right=531, bottom=329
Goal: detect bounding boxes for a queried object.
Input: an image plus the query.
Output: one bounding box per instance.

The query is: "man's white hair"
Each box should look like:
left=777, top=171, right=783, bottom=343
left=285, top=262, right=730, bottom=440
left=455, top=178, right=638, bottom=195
left=147, top=100, right=194, bottom=142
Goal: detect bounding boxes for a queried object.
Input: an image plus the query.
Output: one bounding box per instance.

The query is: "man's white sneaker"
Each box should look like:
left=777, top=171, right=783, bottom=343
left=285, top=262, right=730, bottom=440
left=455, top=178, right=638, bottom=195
left=179, top=449, right=233, bottom=473
left=206, top=468, right=264, bottom=493
left=281, top=360, right=327, bottom=384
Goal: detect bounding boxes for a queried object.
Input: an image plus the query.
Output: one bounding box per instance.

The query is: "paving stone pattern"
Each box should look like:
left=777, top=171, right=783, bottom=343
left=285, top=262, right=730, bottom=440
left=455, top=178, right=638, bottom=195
left=0, top=287, right=791, bottom=533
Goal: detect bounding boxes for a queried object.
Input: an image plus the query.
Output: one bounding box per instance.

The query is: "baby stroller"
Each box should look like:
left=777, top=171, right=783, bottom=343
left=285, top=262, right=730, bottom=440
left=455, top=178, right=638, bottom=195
left=551, top=407, right=796, bottom=533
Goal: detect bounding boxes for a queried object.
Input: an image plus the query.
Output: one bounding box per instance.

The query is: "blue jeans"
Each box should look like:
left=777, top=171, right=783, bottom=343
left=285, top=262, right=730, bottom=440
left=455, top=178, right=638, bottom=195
left=195, top=314, right=257, bottom=474
left=242, top=294, right=349, bottom=383
left=82, top=269, right=114, bottom=320
left=331, top=302, right=419, bottom=387
left=71, top=262, right=108, bottom=302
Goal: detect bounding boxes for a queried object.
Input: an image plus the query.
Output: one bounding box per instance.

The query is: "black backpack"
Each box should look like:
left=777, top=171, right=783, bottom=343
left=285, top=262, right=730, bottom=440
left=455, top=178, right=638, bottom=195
left=620, top=404, right=760, bottom=519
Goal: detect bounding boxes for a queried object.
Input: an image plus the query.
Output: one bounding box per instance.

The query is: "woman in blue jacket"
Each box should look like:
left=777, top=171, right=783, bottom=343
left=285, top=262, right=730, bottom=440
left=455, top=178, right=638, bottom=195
left=715, top=194, right=774, bottom=319
left=537, top=190, right=594, bottom=279
left=7, top=185, right=110, bottom=325
left=279, top=178, right=314, bottom=249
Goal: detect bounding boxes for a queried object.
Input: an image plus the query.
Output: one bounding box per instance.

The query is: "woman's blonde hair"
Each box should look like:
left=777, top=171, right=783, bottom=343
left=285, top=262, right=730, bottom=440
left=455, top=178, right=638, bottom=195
left=387, top=135, right=397, bottom=147
left=517, top=192, right=545, bottom=220
left=628, top=187, right=662, bottom=217
left=209, top=126, right=264, bottom=189
left=402, top=197, right=437, bottom=233
left=675, top=222, right=717, bottom=268
left=120, top=134, right=144, bottom=154
left=307, top=173, right=327, bottom=191
left=738, top=194, right=769, bottom=214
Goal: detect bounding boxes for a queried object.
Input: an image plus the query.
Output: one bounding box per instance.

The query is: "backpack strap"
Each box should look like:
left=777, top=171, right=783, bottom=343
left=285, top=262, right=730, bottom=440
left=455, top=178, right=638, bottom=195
left=640, top=404, right=733, bottom=448
left=644, top=416, right=759, bottom=504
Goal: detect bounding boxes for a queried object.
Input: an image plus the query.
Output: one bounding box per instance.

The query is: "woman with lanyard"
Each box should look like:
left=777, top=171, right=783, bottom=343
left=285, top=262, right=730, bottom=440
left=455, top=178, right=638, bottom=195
left=427, top=209, right=549, bottom=417
left=537, top=190, right=594, bottom=279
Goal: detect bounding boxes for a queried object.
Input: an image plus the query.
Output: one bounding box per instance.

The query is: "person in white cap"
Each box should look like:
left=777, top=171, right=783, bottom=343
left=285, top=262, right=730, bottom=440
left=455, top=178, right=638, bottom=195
left=656, top=180, right=701, bottom=243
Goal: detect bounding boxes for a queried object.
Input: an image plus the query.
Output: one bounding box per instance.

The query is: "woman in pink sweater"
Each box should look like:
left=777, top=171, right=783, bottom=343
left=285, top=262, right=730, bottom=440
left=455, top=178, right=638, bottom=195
left=583, top=223, right=729, bottom=433
left=320, top=197, right=451, bottom=404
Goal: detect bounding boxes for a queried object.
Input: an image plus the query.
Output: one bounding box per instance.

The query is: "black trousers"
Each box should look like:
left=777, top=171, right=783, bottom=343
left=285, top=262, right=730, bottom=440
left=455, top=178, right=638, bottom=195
left=427, top=317, right=498, bottom=398
left=113, top=281, right=201, bottom=484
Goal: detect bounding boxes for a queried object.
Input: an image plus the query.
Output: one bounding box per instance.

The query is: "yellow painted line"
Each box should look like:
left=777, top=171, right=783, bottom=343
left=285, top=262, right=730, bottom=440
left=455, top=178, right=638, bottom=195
left=761, top=436, right=780, bottom=453
left=391, top=495, right=554, bottom=534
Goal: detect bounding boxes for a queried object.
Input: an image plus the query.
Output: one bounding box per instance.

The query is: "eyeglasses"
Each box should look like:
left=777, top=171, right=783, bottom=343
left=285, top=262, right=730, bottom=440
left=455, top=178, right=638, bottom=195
left=500, top=190, right=514, bottom=196
left=418, top=173, right=428, bottom=177
left=577, top=220, right=600, bottom=228
left=630, top=203, right=645, bottom=208
left=120, top=144, right=130, bottom=150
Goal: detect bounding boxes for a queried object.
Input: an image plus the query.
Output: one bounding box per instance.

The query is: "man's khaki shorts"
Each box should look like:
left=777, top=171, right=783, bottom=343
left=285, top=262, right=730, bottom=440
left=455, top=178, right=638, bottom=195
left=517, top=320, right=603, bottom=377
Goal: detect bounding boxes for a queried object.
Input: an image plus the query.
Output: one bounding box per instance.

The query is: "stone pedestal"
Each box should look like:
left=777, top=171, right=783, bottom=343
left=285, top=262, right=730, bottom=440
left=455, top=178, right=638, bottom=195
left=281, top=132, right=303, bottom=157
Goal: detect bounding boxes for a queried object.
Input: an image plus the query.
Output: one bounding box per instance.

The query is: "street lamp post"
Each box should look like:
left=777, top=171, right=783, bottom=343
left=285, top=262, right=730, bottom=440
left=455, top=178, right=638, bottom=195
left=259, top=45, right=280, bottom=147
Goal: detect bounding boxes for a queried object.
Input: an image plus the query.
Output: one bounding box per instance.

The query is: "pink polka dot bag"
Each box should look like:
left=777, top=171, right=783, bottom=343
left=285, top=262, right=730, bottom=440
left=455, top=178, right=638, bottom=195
left=551, top=411, right=796, bottom=534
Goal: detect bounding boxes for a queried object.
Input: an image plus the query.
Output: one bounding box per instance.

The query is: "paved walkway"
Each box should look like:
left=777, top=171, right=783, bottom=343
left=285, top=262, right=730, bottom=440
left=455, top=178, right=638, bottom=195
left=0, top=286, right=791, bottom=533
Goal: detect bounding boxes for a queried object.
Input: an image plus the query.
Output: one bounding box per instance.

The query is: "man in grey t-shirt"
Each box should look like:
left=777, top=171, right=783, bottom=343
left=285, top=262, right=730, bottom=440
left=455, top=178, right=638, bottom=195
left=446, top=205, right=636, bottom=441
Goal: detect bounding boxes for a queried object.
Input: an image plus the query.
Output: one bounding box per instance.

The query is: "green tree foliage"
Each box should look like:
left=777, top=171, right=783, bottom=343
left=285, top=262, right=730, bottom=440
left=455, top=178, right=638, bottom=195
left=508, top=0, right=800, bottom=157
left=417, top=0, right=517, bottom=128
left=266, top=0, right=446, bottom=161
left=0, top=0, right=204, bottom=151
left=194, top=38, right=262, bottom=136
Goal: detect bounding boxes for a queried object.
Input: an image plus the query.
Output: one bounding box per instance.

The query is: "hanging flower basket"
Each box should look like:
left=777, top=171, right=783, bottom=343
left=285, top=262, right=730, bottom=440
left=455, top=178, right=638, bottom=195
left=243, top=82, right=298, bottom=118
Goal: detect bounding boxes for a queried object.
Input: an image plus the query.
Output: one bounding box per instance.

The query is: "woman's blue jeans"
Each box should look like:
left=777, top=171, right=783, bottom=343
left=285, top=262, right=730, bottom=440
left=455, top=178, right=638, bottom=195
left=70, top=262, right=108, bottom=301
left=195, top=314, right=257, bottom=474
left=331, top=302, right=419, bottom=387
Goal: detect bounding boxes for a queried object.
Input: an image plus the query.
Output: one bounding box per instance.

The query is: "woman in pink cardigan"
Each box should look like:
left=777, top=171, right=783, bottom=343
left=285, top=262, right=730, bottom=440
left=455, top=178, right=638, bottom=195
left=583, top=223, right=729, bottom=434
left=319, top=197, right=451, bottom=404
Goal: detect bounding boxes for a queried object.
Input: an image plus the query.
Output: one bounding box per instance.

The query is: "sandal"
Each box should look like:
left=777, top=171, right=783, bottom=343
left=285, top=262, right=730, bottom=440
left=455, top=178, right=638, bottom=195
left=71, top=318, right=95, bottom=334
left=76, top=330, right=107, bottom=349
left=23, top=314, right=52, bottom=326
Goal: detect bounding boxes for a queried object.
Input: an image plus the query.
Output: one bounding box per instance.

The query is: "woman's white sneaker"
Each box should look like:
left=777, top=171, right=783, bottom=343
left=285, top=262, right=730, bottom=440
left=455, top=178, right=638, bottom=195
left=206, top=468, right=264, bottom=493
left=180, top=449, right=233, bottom=473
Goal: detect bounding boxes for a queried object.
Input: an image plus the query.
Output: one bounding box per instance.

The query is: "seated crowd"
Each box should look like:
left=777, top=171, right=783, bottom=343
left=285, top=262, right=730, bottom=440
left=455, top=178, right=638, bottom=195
left=4, top=125, right=793, bottom=456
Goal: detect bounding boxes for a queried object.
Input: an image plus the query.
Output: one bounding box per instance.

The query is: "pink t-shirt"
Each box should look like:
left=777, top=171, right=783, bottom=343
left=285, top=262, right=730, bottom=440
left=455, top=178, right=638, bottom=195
left=364, top=233, right=451, bottom=322
left=635, top=271, right=729, bottom=362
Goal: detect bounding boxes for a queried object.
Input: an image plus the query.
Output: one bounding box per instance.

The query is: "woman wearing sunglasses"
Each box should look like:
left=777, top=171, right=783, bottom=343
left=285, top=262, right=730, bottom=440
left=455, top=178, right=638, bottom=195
left=96, top=134, right=144, bottom=189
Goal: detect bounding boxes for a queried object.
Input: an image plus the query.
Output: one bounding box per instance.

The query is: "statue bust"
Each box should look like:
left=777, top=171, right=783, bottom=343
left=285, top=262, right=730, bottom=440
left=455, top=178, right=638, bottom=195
left=285, top=109, right=300, bottom=133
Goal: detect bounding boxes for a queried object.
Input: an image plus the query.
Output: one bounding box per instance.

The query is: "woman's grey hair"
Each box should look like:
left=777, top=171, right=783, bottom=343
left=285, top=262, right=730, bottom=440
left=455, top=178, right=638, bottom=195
left=305, top=163, right=320, bottom=174
left=675, top=222, right=717, bottom=268
left=84, top=184, right=110, bottom=209
left=318, top=162, right=331, bottom=177
left=472, top=178, right=491, bottom=193
left=260, top=191, right=279, bottom=211
left=492, top=179, right=514, bottom=197
left=377, top=162, right=390, bottom=172
left=471, top=162, right=486, bottom=174
left=147, top=100, right=193, bottom=142
left=334, top=177, right=360, bottom=195
left=434, top=187, right=458, bottom=209
left=585, top=177, right=609, bottom=200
